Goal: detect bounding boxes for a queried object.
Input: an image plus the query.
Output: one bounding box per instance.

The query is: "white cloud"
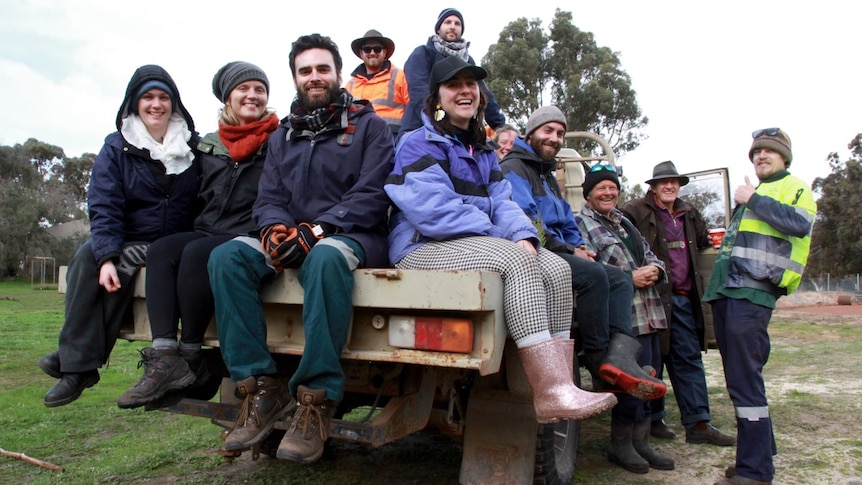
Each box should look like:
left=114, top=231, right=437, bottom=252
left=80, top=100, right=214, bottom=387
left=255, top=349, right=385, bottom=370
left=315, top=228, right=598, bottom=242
left=1, top=0, right=859, bottom=190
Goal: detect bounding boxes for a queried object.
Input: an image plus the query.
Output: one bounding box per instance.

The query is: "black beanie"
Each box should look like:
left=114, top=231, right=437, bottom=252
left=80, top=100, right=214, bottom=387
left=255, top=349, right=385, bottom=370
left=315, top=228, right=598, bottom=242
left=212, top=61, right=269, bottom=103
left=582, top=164, right=620, bottom=197
left=435, top=8, right=464, bottom=34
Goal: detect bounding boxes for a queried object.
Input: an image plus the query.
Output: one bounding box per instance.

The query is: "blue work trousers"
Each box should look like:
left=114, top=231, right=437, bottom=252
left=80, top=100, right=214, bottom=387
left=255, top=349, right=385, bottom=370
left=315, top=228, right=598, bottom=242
left=713, top=297, right=777, bottom=483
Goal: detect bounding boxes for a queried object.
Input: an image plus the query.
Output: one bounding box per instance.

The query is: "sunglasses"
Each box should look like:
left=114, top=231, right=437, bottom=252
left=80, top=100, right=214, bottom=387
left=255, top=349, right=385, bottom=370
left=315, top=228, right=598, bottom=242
left=752, top=127, right=781, bottom=139
left=588, top=163, right=617, bottom=173
left=362, top=46, right=383, bottom=54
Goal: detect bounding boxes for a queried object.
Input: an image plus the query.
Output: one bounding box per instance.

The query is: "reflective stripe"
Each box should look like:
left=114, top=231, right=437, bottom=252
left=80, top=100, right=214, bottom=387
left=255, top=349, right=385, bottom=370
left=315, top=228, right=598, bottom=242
left=731, top=245, right=806, bottom=275
left=736, top=406, right=770, bottom=421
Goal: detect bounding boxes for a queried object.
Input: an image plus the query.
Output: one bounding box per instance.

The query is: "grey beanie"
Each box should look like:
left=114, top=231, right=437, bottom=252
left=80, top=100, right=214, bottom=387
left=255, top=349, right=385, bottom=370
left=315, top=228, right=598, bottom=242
left=525, top=106, right=567, bottom=138
left=212, top=61, right=269, bottom=103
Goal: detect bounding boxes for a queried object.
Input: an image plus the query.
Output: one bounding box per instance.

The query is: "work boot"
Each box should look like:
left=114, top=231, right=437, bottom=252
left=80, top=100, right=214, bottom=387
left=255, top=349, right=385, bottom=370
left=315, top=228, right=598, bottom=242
left=598, top=333, right=667, bottom=400
left=581, top=350, right=656, bottom=393
left=607, top=416, right=648, bottom=474
left=651, top=419, right=677, bottom=439
left=632, top=417, right=675, bottom=470
left=44, top=370, right=100, bottom=407
left=38, top=351, right=62, bottom=378
left=714, top=476, right=772, bottom=485
left=223, top=376, right=294, bottom=452
left=686, top=422, right=736, bottom=446
left=519, top=339, right=617, bottom=423
left=276, top=386, right=336, bottom=463
left=117, top=348, right=196, bottom=409
left=144, top=351, right=218, bottom=409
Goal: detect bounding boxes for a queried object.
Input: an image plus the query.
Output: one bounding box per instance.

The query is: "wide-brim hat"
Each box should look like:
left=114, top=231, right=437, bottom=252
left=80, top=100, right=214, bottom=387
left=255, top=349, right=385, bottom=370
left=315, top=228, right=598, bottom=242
left=429, top=56, right=486, bottom=87
left=646, top=160, right=689, bottom=186
left=351, top=29, right=395, bottom=59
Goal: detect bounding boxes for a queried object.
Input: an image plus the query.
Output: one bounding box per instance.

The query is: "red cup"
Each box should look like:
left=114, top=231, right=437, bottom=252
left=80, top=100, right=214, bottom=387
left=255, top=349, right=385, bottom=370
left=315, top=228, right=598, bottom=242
left=708, top=228, right=725, bottom=249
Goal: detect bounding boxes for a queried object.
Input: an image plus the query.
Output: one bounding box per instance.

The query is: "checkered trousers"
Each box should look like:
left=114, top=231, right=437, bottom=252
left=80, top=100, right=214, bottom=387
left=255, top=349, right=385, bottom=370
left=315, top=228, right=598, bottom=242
left=395, top=236, right=573, bottom=342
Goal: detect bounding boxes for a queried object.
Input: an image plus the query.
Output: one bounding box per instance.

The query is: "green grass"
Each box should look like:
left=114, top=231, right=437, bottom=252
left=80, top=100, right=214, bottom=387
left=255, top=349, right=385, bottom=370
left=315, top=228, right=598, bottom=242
left=0, top=280, right=222, bottom=485
left=2, top=280, right=861, bottom=484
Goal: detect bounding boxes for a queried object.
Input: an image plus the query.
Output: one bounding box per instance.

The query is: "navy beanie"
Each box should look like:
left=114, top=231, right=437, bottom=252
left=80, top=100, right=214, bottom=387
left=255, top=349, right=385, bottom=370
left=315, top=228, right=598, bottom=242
left=435, top=8, right=464, bottom=34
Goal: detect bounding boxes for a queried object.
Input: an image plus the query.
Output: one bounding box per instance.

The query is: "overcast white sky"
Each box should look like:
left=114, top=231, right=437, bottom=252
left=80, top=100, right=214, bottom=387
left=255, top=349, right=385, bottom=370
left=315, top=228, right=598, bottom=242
left=2, top=0, right=859, bottom=191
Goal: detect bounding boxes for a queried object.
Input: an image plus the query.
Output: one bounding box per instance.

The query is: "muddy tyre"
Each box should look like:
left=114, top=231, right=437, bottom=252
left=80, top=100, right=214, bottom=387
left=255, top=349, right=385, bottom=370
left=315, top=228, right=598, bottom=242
left=532, top=352, right=582, bottom=484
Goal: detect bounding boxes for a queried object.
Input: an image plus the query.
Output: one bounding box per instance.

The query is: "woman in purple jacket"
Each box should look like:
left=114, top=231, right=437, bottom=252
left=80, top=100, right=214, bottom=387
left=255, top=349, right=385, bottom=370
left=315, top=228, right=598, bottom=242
left=385, top=56, right=616, bottom=424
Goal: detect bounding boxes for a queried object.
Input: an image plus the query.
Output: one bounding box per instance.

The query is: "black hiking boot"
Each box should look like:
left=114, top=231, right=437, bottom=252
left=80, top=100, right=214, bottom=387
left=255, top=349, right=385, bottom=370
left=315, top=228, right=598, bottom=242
left=117, top=348, right=195, bottom=409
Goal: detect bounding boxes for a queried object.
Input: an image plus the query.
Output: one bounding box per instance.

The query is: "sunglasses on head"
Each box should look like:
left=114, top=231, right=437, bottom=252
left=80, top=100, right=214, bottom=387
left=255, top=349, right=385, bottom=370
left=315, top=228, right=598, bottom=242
left=362, top=46, right=383, bottom=54
left=589, top=163, right=617, bottom=173
left=752, top=127, right=781, bottom=139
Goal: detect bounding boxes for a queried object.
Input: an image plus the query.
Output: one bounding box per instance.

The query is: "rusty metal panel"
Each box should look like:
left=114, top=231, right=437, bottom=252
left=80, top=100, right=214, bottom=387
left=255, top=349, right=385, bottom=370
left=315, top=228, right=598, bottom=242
left=460, top=387, right=537, bottom=485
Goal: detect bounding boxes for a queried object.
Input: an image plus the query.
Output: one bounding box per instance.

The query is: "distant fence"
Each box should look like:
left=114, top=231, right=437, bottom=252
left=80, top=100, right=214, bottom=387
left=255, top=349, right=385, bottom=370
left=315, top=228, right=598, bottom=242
left=781, top=275, right=862, bottom=306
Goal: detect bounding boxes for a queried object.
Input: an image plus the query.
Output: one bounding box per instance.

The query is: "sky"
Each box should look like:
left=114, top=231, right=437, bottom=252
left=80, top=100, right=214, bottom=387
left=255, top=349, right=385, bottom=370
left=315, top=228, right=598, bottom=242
left=2, top=0, right=860, bottom=192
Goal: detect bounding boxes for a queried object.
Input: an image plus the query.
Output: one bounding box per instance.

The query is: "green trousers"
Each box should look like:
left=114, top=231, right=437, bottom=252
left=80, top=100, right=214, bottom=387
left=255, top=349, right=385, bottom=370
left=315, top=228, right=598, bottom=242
left=208, top=236, right=364, bottom=401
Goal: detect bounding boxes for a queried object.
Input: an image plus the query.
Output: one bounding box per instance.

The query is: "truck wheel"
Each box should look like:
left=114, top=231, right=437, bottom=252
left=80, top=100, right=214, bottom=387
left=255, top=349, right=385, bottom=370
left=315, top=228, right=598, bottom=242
left=534, top=419, right=579, bottom=484
left=532, top=350, right=582, bottom=484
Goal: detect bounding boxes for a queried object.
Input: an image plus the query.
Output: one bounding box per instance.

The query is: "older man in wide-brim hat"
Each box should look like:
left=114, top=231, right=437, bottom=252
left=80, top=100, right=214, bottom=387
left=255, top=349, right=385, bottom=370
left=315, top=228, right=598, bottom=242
left=622, top=160, right=737, bottom=456
left=344, top=29, right=408, bottom=137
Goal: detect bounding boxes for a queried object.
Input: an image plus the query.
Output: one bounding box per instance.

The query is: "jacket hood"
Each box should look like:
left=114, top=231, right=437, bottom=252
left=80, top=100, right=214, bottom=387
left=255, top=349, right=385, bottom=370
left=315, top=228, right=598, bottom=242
left=115, top=65, right=195, bottom=133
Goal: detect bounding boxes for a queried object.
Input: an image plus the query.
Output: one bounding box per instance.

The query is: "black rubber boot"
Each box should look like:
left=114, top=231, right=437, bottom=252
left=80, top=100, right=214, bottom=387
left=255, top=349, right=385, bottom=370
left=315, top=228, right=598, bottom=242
left=608, top=416, right=649, bottom=474
left=632, top=417, right=675, bottom=470
left=598, top=333, right=667, bottom=400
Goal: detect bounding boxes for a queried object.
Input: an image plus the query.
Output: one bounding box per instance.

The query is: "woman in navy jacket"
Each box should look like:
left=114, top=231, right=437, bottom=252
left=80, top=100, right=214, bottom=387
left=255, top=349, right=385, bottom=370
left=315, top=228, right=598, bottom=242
left=386, top=56, right=616, bottom=424
left=38, top=65, right=200, bottom=408
left=117, top=62, right=279, bottom=409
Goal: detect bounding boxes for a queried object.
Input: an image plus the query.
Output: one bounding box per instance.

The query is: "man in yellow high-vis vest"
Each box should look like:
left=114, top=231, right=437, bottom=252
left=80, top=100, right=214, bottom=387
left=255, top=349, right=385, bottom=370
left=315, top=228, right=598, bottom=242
left=704, top=128, right=816, bottom=485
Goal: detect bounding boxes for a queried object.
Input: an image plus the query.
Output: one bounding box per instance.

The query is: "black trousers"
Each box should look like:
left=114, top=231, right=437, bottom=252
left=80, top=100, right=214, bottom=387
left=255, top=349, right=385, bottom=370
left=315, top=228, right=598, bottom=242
left=58, top=240, right=148, bottom=373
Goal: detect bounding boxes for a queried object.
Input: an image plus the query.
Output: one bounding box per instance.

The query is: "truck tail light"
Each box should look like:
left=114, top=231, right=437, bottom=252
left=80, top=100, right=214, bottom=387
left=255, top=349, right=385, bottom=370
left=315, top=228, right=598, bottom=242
left=388, top=316, right=473, bottom=353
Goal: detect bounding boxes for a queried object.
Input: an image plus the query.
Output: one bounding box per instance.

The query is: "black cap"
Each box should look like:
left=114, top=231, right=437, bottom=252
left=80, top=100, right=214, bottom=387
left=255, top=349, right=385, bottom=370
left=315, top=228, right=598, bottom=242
left=428, top=56, right=486, bottom=88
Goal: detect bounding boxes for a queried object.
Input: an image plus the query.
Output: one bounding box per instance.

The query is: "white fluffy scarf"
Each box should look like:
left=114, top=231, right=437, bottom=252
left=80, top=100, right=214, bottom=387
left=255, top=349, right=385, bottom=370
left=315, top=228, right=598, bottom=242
left=121, top=113, right=195, bottom=175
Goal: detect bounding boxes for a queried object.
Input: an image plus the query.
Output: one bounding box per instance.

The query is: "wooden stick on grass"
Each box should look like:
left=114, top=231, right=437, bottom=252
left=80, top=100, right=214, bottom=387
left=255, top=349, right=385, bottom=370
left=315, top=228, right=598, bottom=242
left=0, top=447, right=63, bottom=471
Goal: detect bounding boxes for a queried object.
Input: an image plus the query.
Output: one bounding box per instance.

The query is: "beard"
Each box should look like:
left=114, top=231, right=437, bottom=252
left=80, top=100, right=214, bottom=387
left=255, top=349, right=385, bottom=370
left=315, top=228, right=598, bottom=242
left=297, top=81, right=341, bottom=111
left=529, top=137, right=561, bottom=161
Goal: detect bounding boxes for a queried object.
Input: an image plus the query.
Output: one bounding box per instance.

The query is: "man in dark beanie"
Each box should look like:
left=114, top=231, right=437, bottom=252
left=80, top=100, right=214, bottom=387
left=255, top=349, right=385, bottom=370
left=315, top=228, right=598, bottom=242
left=623, top=161, right=736, bottom=447
left=704, top=128, right=816, bottom=485
left=501, top=105, right=667, bottom=401
left=398, top=7, right=506, bottom=138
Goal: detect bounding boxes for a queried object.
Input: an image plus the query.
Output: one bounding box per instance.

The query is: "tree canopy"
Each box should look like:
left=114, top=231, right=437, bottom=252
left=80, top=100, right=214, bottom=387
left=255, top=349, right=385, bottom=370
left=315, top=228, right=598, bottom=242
left=482, top=9, right=648, bottom=157
left=0, top=139, right=91, bottom=277
left=808, top=134, right=862, bottom=276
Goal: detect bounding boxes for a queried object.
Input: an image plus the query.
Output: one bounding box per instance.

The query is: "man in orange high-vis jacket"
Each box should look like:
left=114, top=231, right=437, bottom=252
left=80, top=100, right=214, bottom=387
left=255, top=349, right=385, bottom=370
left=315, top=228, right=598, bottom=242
left=345, top=29, right=409, bottom=138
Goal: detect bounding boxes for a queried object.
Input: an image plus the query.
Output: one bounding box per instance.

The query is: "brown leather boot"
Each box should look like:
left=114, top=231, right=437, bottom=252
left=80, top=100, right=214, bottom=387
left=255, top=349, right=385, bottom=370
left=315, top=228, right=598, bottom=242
left=276, top=385, right=337, bottom=464
left=519, top=338, right=617, bottom=424
left=223, top=376, right=294, bottom=452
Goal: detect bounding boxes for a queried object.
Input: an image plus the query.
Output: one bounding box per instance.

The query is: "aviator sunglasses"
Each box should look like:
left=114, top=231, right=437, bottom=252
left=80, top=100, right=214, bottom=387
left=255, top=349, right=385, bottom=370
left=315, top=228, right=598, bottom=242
left=752, top=127, right=782, bottom=139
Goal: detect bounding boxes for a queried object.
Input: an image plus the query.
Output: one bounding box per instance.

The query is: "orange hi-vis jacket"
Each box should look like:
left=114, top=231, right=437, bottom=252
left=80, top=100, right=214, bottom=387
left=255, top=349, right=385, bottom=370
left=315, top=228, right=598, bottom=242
left=345, top=61, right=409, bottom=136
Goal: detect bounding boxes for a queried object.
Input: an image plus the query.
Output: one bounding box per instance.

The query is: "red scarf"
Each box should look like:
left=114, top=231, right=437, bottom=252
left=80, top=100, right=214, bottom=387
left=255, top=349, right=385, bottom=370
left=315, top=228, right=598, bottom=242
left=218, top=113, right=279, bottom=162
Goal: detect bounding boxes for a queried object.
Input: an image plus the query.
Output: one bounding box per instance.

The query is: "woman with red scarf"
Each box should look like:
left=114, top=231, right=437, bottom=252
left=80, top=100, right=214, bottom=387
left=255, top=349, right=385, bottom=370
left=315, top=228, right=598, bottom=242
left=117, top=62, right=279, bottom=409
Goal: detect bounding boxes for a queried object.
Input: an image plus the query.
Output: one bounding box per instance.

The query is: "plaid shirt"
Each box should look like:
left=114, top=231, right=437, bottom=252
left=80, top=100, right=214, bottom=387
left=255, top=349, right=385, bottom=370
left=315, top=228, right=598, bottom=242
left=576, top=204, right=668, bottom=336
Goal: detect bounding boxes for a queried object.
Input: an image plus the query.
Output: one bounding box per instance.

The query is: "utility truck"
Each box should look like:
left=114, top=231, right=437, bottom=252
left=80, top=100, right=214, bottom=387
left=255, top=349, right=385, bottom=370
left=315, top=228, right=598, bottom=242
left=60, top=131, right=730, bottom=484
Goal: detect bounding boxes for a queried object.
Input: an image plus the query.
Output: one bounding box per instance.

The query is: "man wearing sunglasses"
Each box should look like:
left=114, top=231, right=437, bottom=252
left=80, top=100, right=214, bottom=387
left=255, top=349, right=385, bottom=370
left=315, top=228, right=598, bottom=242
left=703, top=128, right=817, bottom=485
left=345, top=29, right=409, bottom=137
left=622, top=161, right=736, bottom=448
